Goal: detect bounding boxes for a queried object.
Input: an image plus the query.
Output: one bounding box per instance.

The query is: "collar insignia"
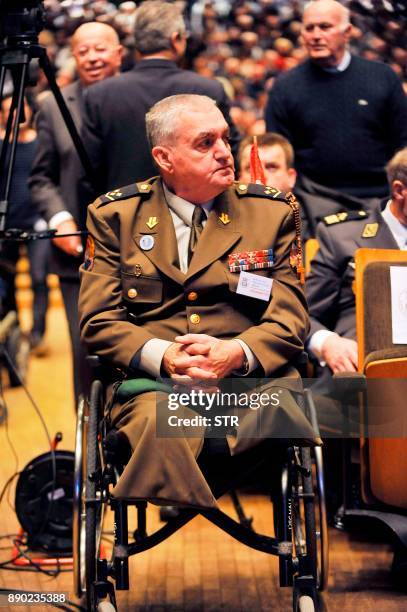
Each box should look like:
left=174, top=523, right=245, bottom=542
left=146, top=216, right=158, bottom=229
left=362, top=222, right=379, bottom=238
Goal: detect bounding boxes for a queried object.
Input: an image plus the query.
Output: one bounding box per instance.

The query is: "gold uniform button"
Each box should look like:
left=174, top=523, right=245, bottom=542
left=238, top=183, right=247, bottom=191
left=190, top=314, right=200, bottom=325
left=127, top=288, right=138, bottom=299
left=187, top=291, right=198, bottom=301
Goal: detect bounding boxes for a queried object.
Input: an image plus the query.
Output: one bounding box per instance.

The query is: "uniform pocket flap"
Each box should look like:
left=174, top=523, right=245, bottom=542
left=121, top=272, right=163, bottom=304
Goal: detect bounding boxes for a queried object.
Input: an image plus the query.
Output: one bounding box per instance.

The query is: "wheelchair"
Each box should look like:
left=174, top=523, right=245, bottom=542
left=73, top=359, right=328, bottom=612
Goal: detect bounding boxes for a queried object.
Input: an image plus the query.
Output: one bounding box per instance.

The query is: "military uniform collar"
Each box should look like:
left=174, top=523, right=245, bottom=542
left=162, top=182, right=213, bottom=227
left=381, top=200, right=407, bottom=250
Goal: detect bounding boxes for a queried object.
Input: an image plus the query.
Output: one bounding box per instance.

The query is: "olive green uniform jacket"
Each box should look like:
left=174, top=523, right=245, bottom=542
left=78, top=177, right=312, bottom=506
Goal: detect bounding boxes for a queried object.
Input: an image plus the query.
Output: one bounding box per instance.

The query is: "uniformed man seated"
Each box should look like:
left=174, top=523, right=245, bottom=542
left=78, top=94, right=314, bottom=509
left=305, top=147, right=407, bottom=517
left=306, top=146, right=407, bottom=375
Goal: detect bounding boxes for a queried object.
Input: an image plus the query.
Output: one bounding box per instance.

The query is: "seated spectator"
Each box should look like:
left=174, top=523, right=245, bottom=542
left=307, top=146, right=407, bottom=375
left=238, top=133, right=314, bottom=239
left=238, top=132, right=296, bottom=193
left=305, top=146, right=407, bottom=517
left=78, top=93, right=312, bottom=507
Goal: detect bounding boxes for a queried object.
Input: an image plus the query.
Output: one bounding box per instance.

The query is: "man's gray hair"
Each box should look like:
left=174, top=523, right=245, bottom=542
left=386, top=147, right=407, bottom=186
left=134, top=1, right=186, bottom=55
left=146, top=94, right=218, bottom=148
left=303, top=0, right=351, bottom=30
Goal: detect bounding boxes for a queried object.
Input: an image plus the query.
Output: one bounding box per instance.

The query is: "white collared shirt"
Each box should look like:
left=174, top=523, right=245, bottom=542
left=381, top=200, right=407, bottom=250
left=322, top=50, right=352, bottom=73
left=163, top=182, right=213, bottom=274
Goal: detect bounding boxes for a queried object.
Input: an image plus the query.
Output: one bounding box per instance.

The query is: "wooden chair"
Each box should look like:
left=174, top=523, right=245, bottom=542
left=333, top=248, right=407, bottom=583
left=354, top=248, right=407, bottom=510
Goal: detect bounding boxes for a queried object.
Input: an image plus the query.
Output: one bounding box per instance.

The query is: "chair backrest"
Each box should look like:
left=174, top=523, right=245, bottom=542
left=354, top=248, right=407, bottom=509
left=355, top=248, right=407, bottom=370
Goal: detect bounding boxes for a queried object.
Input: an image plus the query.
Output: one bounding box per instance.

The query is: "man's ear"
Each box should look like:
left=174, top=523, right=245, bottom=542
left=152, top=146, right=173, bottom=174
left=392, top=179, right=405, bottom=201
left=170, top=31, right=186, bottom=60
left=287, top=167, right=297, bottom=190
left=343, top=23, right=352, bottom=43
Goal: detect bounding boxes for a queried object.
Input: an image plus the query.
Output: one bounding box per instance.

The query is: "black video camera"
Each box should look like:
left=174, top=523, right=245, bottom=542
left=0, top=0, right=45, bottom=42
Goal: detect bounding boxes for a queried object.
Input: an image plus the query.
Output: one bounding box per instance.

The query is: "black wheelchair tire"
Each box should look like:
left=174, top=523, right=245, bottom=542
left=301, top=447, right=318, bottom=582
left=303, top=390, right=329, bottom=591
left=292, top=448, right=319, bottom=612
left=313, top=446, right=329, bottom=591
left=85, top=380, right=104, bottom=612
left=73, top=397, right=86, bottom=598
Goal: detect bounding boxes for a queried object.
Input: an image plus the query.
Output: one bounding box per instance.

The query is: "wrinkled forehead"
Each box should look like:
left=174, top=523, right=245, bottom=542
left=173, top=105, right=228, bottom=140
left=303, top=4, right=343, bottom=26
left=72, top=26, right=118, bottom=50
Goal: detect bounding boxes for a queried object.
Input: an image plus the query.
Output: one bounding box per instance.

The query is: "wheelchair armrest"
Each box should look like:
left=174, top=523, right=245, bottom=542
left=294, top=350, right=309, bottom=378
left=86, top=354, right=123, bottom=382
left=86, top=355, right=103, bottom=370
left=332, top=372, right=366, bottom=402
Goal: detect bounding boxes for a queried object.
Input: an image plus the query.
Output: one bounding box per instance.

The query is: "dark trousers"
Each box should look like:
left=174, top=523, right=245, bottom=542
left=0, top=240, right=49, bottom=336
left=59, top=278, right=92, bottom=407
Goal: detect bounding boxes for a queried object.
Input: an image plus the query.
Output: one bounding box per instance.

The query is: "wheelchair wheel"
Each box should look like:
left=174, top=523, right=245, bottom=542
left=292, top=448, right=318, bottom=611
left=292, top=448, right=317, bottom=578
left=73, top=396, right=86, bottom=598
left=85, top=380, right=105, bottom=611
left=303, top=389, right=329, bottom=591
left=313, top=446, right=329, bottom=591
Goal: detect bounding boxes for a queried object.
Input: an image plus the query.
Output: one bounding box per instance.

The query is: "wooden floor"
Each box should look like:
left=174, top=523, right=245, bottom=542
left=0, top=306, right=406, bottom=611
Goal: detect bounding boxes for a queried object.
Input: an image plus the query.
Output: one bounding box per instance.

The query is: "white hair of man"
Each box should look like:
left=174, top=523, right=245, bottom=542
left=145, top=94, right=218, bottom=148
left=303, top=0, right=351, bottom=31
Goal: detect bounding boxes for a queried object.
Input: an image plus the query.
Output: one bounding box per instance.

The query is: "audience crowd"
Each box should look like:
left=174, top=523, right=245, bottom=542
left=36, top=0, right=407, bottom=136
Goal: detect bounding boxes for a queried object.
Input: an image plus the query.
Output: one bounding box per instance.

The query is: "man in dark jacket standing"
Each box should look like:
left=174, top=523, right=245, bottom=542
left=80, top=0, right=240, bottom=195
left=265, top=0, right=407, bottom=236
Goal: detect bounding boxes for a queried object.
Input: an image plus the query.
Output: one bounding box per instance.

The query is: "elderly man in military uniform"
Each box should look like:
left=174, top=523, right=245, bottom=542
left=79, top=94, right=312, bottom=508
left=307, top=147, right=407, bottom=375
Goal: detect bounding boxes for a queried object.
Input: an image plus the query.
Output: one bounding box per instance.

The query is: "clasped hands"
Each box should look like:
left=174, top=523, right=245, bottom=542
left=162, top=333, right=245, bottom=385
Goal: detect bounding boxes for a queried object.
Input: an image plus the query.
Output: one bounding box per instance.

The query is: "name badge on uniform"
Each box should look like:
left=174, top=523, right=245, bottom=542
left=237, top=271, right=273, bottom=301
left=229, top=249, right=274, bottom=272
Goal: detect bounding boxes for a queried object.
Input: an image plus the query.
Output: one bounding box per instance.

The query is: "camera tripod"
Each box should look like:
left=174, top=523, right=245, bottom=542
left=0, top=13, right=95, bottom=235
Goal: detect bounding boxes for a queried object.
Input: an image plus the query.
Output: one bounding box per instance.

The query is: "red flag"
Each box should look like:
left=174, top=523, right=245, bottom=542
left=250, top=135, right=266, bottom=185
